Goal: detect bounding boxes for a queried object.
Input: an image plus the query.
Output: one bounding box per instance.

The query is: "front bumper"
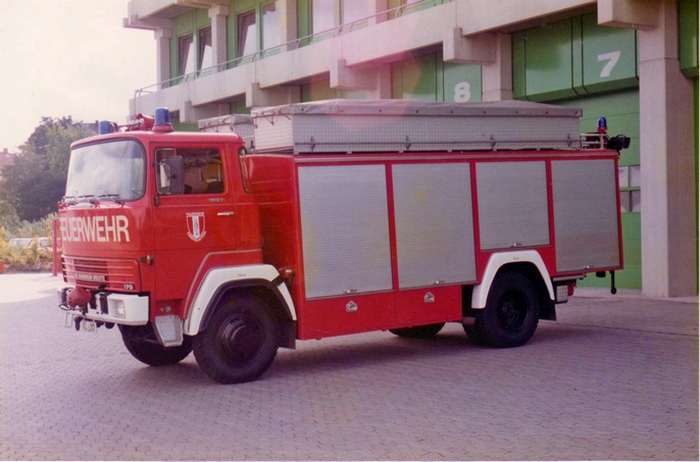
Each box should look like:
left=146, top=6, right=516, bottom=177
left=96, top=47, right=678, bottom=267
left=58, top=288, right=149, bottom=326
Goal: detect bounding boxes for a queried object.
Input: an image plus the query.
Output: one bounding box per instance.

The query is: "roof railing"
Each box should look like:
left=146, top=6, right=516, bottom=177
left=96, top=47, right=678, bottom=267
left=133, top=0, right=454, bottom=99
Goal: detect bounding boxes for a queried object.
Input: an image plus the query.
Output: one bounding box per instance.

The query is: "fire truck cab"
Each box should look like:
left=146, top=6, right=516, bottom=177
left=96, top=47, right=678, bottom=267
left=58, top=100, right=628, bottom=384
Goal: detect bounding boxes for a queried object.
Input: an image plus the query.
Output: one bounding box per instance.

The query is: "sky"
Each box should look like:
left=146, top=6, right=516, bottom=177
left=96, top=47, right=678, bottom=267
left=0, top=0, right=156, bottom=152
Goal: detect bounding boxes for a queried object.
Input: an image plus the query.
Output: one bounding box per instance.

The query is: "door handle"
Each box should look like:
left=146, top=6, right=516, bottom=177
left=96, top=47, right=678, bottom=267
left=217, top=211, right=235, bottom=216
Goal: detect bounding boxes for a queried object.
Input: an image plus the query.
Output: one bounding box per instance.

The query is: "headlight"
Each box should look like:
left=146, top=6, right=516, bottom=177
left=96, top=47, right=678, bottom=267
left=112, top=300, right=126, bottom=318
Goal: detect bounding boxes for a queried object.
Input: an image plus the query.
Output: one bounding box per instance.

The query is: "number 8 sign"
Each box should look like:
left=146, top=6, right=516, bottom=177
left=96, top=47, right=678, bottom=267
left=454, top=82, right=471, bottom=102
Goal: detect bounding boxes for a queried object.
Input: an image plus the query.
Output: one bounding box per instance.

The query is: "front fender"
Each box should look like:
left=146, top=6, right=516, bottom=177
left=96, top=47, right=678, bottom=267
left=183, top=264, right=296, bottom=336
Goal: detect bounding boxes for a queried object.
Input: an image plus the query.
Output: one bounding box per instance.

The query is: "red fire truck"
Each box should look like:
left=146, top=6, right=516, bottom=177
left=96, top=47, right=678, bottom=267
left=58, top=100, right=628, bottom=384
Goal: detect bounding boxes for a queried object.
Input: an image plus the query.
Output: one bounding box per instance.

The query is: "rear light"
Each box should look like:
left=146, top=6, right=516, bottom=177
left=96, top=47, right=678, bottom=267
left=555, top=285, right=569, bottom=303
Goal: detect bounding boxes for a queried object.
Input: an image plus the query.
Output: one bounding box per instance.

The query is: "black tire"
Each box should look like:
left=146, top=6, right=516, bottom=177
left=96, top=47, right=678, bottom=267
left=193, top=295, right=279, bottom=384
left=389, top=323, right=445, bottom=338
left=466, top=271, right=539, bottom=348
left=120, top=325, right=193, bottom=366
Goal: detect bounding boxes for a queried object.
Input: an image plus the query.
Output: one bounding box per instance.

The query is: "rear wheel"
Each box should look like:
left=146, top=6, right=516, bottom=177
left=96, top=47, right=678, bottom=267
left=119, top=325, right=192, bottom=366
left=465, top=272, right=539, bottom=348
left=193, top=295, right=279, bottom=384
left=389, top=323, right=445, bottom=338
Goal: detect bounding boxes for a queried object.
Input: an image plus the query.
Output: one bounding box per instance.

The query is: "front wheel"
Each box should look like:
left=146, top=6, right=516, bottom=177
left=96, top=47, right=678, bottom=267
left=120, top=325, right=193, bottom=366
left=193, top=295, right=279, bottom=384
left=465, top=272, right=539, bottom=348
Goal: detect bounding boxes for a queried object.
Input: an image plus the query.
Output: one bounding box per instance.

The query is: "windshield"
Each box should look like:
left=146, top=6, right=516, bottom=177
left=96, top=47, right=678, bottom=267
left=65, top=139, right=145, bottom=203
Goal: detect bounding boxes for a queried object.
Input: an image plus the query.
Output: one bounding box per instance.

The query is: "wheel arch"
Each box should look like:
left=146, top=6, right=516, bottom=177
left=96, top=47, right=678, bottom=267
left=471, top=251, right=555, bottom=320
left=184, top=265, right=297, bottom=348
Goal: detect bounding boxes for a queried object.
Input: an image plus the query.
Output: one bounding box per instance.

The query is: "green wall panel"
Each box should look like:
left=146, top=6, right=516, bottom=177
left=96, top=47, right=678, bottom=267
left=513, top=14, right=639, bottom=101
left=392, top=53, right=481, bottom=102
left=172, top=114, right=198, bottom=132
left=679, top=0, right=699, bottom=77
left=392, top=54, right=438, bottom=101
left=581, top=14, right=638, bottom=93
left=301, top=80, right=367, bottom=101
left=230, top=99, right=251, bottom=114
left=443, top=61, right=482, bottom=102
left=297, top=0, right=311, bottom=39
left=524, top=19, right=577, bottom=101
left=512, top=32, right=526, bottom=99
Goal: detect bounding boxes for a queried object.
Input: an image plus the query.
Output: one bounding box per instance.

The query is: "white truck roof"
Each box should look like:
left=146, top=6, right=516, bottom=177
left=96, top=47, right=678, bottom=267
left=250, top=99, right=583, bottom=154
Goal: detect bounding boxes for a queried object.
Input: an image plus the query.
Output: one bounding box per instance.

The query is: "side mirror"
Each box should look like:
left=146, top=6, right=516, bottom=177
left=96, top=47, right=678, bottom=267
left=156, top=156, right=185, bottom=195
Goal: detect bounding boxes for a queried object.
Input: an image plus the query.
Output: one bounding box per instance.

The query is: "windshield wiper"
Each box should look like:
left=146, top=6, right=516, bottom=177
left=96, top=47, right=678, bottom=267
left=96, top=194, right=124, bottom=204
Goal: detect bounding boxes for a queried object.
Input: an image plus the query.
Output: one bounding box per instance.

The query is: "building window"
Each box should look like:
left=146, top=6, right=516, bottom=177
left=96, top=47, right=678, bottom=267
left=341, top=0, right=373, bottom=24
left=198, top=27, right=213, bottom=70
left=312, top=0, right=335, bottom=33
left=178, top=34, right=195, bottom=76
left=238, top=10, right=257, bottom=57
left=262, top=1, right=282, bottom=49
left=619, top=165, right=641, bottom=213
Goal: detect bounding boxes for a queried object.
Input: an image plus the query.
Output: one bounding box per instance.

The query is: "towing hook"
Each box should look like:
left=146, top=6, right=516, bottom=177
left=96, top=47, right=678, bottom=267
left=74, top=316, right=82, bottom=331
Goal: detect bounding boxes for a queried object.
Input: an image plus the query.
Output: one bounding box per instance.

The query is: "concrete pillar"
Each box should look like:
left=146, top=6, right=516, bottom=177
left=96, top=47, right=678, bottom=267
left=443, top=30, right=512, bottom=102
left=180, top=101, right=230, bottom=124
left=638, top=0, right=697, bottom=296
left=247, top=83, right=301, bottom=107
left=155, top=28, right=172, bottom=88
left=280, top=0, right=298, bottom=50
left=482, top=33, right=513, bottom=102
left=329, top=60, right=392, bottom=98
left=208, top=4, right=230, bottom=71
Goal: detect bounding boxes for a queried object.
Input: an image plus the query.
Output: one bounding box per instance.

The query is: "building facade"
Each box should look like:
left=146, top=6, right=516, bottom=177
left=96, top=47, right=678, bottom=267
left=125, top=0, right=698, bottom=297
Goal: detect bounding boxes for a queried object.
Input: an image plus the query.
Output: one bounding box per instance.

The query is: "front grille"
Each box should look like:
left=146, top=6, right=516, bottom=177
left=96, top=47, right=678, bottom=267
left=63, top=256, right=140, bottom=292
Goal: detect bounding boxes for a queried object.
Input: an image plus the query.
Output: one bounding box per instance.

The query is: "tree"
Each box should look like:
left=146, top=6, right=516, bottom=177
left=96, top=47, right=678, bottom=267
left=0, top=117, right=95, bottom=221
left=0, top=200, right=20, bottom=233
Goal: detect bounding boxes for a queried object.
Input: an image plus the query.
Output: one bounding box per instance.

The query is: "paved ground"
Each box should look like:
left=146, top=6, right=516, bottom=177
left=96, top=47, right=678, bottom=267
left=0, top=273, right=697, bottom=460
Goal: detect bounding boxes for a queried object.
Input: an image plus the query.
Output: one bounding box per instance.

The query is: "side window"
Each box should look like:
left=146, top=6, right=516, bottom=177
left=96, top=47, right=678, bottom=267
left=155, top=147, right=224, bottom=195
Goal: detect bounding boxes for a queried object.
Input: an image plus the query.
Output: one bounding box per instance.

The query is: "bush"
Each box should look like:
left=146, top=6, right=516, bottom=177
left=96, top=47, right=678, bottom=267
left=0, top=241, right=52, bottom=272
left=0, top=217, right=55, bottom=273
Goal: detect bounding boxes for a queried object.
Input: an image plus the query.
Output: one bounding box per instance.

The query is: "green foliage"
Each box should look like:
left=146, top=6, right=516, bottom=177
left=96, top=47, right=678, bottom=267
left=0, top=117, right=95, bottom=222
left=0, top=230, right=53, bottom=272
left=0, top=213, right=56, bottom=272
left=0, top=200, right=20, bottom=237
left=0, top=241, right=52, bottom=272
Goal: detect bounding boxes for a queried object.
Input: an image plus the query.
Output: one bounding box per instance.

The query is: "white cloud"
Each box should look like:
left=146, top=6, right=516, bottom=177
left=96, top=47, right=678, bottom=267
left=0, top=0, right=156, bottom=151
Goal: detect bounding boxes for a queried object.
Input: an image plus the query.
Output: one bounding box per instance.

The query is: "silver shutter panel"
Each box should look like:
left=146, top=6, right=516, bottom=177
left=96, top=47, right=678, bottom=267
left=393, top=163, right=476, bottom=289
left=476, top=161, right=550, bottom=250
left=552, top=159, right=620, bottom=272
left=298, top=165, right=393, bottom=299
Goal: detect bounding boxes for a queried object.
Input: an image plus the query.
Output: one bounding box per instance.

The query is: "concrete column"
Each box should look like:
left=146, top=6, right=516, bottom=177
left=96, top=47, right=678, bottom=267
left=246, top=83, right=301, bottom=107
left=280, top=0, right=298, bottom=50
left=180, top=101, right=230, bottom=124
left=443, top=29, right=512, bottom=102
left=638, top=0, right=697, bottom=296
left=481, top=33, right=513, bottom=102
left=372, top=0, right=389, bottom=25
left=208, top=4, right=230, bottom=71
left=155, top=28, right=172, bottom=88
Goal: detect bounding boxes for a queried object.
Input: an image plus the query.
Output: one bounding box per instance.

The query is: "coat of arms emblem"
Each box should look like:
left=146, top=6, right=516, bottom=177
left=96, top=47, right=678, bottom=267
left=186, top=212, right=206, bottom=242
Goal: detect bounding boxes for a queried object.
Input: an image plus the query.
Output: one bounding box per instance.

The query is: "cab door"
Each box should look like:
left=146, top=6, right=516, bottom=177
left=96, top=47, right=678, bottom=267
left=151, top=144, right=238, bottom=316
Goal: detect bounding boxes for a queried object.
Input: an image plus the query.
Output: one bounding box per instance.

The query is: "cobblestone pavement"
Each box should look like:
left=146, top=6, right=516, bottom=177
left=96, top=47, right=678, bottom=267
left=0, top=273, right=697, bottom=460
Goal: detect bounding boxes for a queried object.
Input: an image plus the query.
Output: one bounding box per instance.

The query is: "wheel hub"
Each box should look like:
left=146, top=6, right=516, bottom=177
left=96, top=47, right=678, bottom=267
left=497, top=290, right=528, bottom=332
left=217, top=316, right=263, bottom=366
